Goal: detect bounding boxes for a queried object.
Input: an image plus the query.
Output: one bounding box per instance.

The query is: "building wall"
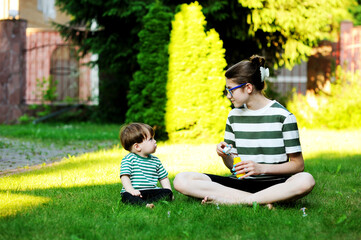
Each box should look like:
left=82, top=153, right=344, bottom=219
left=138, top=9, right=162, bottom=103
left=1, top=0, right=69, bottom=27
left=0, top=0, right=19, bottom=19
left=19, top=0, right=70, bottom=29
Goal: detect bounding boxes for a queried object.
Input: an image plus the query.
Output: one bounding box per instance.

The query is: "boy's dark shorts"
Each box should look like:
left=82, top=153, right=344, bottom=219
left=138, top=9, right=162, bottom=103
left=121, top=188, right=173, bottom=205
left=205, top=174, right=290, bottom=193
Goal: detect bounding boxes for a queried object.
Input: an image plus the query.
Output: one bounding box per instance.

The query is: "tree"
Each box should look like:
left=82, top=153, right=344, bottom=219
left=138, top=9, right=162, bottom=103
left=165, top=1, right=230, bottom=142
left=125, top=3, right=173, bottom=138
left=349, top=0, right=361, bottom=26
left=55, top=0, right=353, bottom=124
left=55, top=0, right=152, bottom=122
left=239, top=0, right=353, bottom=68
left=199, top=0, right=353, bottom=69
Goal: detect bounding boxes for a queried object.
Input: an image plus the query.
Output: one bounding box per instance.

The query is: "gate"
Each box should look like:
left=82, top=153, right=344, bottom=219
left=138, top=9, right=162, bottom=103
left=50, top=45, right=79, bottom=101
left=25, top=30, right=95, bottom=105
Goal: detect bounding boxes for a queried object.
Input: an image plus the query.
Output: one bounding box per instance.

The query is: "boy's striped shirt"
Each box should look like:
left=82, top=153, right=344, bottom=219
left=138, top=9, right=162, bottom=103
left=225, top=100, right=301, bottom=179
left=120, top=153, right=168, bottom=192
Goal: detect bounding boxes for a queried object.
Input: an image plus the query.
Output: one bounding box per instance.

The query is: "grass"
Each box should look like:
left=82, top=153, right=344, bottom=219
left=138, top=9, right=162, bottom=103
left=0, top=123, right=120, bottom=143
left=0, top=124, right=360, bottom=240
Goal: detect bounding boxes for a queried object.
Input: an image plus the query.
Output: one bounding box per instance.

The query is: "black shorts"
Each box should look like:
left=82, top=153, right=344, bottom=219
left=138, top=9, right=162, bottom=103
left=205, top=174, right=290, bottom=193
left=121, top=188, right=173, bottom=205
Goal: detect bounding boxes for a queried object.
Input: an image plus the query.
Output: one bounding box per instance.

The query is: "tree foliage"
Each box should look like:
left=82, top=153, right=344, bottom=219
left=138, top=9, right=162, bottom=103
left=199, top=0, right=353, bottom=69
left=55, top=0, right=152, bottom=122
left=54, top=0, right=354, bottom=124
left=165, top=1, right=230, bottom=142
left=125, top=3, right=173, bottom=138
left=55, top=0, right=152, bottom=71
left=349, top=0, right=361, bottom=26
left=238, top=0, right=353, bottom=68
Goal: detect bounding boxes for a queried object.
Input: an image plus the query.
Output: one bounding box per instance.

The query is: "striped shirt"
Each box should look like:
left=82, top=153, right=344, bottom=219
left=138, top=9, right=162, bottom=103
left=120, top=153, right=168, bottom=192
left=225, top=100, right=302, bottom=179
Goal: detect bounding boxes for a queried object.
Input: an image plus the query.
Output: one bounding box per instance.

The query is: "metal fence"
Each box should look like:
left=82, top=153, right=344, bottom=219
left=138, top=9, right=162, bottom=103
left=25, top=30, right=96, bottom=105
left=271, top=61, right=307, bottom=96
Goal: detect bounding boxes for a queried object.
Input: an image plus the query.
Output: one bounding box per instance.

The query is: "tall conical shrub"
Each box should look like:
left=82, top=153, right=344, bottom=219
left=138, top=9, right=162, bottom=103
left=165, top=1, right=230, bottom=142
left=126, top=3, right=173, bottom=138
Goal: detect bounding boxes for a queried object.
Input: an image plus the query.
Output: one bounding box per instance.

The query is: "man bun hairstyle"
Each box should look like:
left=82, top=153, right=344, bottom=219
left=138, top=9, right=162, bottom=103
left=119, top=123, right=154, bottom=151
left=225, top=55, right=266, bottom=91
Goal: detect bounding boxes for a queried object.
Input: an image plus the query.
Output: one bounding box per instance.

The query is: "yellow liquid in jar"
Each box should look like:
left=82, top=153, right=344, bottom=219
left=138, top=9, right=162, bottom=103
left=233, top=156, right=245, bottom=178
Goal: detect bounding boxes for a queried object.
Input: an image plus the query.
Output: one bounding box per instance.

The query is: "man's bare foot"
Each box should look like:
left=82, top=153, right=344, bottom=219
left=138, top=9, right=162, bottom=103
left=146, top=203, right=155, bottom=209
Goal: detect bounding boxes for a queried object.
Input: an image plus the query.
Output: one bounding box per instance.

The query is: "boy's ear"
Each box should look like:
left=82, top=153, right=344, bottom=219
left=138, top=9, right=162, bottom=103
left=133, top=143, right=141, bottom=152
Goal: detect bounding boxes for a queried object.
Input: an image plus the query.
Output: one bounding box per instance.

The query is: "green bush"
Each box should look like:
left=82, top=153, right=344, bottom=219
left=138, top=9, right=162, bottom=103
left=125, top=3, right=173, bottom=139
left=165, top=1, right=230, bottom=143
left=287, top=66, right=361, bottom=129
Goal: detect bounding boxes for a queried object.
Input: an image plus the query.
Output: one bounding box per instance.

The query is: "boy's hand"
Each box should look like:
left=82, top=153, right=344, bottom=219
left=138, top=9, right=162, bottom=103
left=130, top=190, right=142, bottom=197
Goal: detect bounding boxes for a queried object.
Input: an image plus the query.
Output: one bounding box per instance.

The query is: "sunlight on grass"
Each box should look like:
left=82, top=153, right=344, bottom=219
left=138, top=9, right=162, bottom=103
left=0, top=148, right=123, bottom=191
left=300, top=129, right=361, bottom=158
left=1, top=129, right=359, bottom=192
left=0, top=144, right=229, bottom=192
left=156, top=143, right=230, bottom=177
left=0, top=129, right=360, bottom=220
left=0, top=192, right=51, bottom=217
left=0, top=143, right=230, bottom=218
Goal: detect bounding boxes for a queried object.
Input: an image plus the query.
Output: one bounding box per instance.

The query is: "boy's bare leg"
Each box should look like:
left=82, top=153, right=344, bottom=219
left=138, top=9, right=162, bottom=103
left=174, top=172, right=315, bottom=205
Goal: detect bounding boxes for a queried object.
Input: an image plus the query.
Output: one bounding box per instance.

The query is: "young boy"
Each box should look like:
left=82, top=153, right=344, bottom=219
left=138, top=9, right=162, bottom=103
left=119, top=123, right=173, bottom=208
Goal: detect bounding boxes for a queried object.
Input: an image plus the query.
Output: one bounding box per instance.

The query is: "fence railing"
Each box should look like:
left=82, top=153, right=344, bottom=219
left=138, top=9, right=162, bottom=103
left=25, top=30, right=97, bottom=105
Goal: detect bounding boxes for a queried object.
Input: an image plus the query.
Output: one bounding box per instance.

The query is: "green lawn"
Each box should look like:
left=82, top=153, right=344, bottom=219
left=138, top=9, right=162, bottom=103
left=0, top=123, right=120, bottom=143
left=0, top=124, right=360, bottom=240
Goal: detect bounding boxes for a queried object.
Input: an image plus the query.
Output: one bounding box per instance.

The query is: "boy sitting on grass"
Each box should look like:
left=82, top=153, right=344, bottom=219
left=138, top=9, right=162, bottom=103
left=119, top=123, right=173, bottom=208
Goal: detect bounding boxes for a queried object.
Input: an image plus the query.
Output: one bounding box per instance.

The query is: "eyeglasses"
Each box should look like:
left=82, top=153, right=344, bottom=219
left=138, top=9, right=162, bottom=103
left=224, top=83, right=247, bottom=97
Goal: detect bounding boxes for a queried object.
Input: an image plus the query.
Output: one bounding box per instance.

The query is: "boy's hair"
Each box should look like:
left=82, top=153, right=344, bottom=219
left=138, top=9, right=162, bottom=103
left=119, top=123, right=154, bottom=151
left=225, top=55, right=266, bottom=91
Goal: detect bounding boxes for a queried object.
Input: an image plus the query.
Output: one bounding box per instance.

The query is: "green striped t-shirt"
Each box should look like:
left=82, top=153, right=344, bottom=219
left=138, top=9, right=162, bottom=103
left=120, top=153, right=168, bottom=193
left=225, top=100, right=301, bottom=179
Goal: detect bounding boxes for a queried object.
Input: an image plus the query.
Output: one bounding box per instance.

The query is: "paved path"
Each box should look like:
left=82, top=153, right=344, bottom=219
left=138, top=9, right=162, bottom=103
left=0, top=137, right=115, bottom=175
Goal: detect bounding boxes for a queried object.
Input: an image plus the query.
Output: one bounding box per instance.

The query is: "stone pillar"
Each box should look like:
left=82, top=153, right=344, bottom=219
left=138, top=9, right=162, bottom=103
left=340, top=21, right=353, bottom=72
left=0, top=19, right=27, bottom=124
